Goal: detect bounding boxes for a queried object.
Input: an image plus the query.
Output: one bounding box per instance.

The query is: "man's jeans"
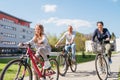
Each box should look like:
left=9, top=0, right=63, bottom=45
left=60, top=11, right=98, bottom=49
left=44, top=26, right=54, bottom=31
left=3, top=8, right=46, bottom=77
left=65, top=43, right=76, bottom=59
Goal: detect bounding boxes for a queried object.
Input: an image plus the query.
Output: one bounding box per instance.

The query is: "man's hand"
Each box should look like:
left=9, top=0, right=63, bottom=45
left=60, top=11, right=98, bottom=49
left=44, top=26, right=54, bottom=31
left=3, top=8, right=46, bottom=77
left=55, top=44, right=58, bottom=48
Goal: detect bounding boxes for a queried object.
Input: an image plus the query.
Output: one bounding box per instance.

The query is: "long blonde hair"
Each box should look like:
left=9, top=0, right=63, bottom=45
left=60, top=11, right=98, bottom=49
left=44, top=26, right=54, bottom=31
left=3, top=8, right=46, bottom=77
left=33, top=24, right=44, bottom=43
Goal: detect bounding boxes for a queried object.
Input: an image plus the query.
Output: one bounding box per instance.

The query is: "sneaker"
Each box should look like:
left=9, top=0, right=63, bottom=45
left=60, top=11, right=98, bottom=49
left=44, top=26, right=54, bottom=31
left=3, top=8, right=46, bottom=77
left=40, top=77, right=46, bottom=80
left=109, top=58, right=112, bottom=64
left=43, top=60, right=51, bottom=69
left=72, top=58, right=76, bottom=62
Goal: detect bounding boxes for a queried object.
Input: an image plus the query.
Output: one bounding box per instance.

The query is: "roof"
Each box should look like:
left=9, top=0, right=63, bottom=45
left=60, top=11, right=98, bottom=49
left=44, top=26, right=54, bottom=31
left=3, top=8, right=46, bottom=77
left=0, top=10, right=32, bottom=23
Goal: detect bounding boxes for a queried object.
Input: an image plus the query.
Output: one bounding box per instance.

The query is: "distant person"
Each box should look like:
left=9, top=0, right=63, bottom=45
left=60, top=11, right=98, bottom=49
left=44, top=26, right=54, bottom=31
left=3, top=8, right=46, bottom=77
left=55, top=25, right=76, bottom=62
left=92, top=21, right=112, bottom=63
left=19, top=24, right=51, bottom=80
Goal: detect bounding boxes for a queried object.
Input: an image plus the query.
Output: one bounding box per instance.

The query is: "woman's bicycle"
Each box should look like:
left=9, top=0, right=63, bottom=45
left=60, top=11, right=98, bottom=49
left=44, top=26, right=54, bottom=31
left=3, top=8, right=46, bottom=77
left=92, top=40, right=111, bottom=80
left=56, top=44, right=77, bottom=76
left=0, top=44, right=59, bottom=80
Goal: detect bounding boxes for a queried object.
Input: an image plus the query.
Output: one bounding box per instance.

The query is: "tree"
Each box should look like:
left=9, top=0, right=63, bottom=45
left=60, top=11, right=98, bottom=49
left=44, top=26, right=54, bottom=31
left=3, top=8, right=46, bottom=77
left=111, top=32, right=116, bottom=40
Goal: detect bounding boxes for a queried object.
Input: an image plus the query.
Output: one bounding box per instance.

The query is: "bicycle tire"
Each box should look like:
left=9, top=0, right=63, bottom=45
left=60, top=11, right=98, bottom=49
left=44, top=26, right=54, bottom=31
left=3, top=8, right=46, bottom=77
left=0, top=59, right=32, bottom=80
left=95, top=54, right=108, bottom=80
left=56, top=54, right=68, bottom=76
left=44, top=59, right=59, bottom=80
left=69, top=55, right=77, bottom=72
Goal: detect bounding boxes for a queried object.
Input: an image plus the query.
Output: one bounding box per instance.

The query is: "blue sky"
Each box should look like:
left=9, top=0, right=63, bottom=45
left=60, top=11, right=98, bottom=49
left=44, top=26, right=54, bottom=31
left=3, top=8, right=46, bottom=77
left=0, top=0, right=120, bottom=37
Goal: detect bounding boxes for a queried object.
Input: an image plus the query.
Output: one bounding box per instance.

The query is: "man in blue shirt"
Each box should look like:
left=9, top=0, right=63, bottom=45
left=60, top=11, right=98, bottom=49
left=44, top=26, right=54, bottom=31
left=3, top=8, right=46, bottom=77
left=92, top=21, right=112, bottom=63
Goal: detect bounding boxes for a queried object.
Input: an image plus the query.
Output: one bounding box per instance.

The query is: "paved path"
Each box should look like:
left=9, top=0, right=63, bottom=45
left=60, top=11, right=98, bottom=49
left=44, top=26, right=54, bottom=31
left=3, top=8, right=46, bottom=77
left=25, top=53, right=120, bottom=80
left=59, top=53, right=120, bottom=80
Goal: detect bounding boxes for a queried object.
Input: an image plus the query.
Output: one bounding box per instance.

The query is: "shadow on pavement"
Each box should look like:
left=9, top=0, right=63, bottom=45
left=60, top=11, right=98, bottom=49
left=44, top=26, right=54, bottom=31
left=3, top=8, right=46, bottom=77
left=108, top=72, right=119, bottom=80
left=64, top=70, right=96, bottom=78
left=63, top=70, right=119, bottom=80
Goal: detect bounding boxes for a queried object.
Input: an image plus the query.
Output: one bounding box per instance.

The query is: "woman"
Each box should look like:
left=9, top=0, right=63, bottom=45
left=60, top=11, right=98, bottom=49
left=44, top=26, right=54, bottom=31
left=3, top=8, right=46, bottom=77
left=19, top=24, right=51, bottom=80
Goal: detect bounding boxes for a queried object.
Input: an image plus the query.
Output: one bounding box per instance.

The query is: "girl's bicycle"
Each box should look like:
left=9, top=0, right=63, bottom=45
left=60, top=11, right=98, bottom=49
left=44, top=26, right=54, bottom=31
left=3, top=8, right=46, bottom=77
left=0, top=44, right=59, bottom=80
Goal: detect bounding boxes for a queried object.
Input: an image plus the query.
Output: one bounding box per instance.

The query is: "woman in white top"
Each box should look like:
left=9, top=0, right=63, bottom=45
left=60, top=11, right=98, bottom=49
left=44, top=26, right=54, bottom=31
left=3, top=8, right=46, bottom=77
left=55, top=25, right=76, bottom=61
left=20, top=24, right=51, bottom=80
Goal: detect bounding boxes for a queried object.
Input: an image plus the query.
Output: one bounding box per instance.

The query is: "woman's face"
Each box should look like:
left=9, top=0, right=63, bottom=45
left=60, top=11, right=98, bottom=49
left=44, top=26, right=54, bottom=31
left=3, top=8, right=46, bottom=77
left=97, top=23, right=103, bottom=31
left=35, top=26, right=41, bottom=35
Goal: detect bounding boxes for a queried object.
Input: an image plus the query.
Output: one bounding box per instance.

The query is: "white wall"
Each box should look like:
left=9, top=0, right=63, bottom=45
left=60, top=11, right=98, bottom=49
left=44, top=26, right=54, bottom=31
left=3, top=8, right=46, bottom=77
left=85, top=40, right=93, bottom=52
left=116, top=38, right=120, bottom=52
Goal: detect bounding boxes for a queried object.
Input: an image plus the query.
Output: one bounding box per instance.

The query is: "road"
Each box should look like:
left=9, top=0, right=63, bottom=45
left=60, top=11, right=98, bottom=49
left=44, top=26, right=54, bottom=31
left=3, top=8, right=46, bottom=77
left=59, top=53, right=120, bottom=80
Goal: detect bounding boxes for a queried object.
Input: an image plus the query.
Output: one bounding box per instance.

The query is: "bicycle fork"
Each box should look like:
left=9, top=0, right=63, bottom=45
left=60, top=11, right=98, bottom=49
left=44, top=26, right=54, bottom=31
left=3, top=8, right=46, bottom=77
left=104, top=53, right=111, bottom=75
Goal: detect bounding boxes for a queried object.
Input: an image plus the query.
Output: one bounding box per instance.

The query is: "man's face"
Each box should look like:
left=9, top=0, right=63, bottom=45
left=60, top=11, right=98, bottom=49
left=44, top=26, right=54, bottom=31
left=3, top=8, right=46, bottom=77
left=97, top=23, right=103, bottom=31
left=68, top=26, right=73, bottom=33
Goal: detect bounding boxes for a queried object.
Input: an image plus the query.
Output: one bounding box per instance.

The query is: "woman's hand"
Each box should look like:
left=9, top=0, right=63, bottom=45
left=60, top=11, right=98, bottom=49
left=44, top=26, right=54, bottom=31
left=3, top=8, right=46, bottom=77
left=38, top=40, right=44, bottom=44
left=106, top=38, right=110, bottom=41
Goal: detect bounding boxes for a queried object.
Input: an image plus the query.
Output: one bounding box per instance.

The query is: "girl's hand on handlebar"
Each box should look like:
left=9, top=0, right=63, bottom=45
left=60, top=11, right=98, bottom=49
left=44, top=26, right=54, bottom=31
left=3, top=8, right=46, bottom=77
left=18, top=43, right=24, bottom=47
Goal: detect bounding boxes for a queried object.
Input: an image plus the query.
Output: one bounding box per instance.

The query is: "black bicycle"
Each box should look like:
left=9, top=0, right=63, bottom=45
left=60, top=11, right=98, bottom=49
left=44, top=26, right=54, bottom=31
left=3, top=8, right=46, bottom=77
left=92, top=40, right=111, bottom=80
left=56, top=44, right=77, bottom=76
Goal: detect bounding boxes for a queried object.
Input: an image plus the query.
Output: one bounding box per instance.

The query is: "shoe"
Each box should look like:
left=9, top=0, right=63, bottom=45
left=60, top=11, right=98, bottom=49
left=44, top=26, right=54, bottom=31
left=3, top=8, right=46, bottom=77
left=43, top=60, right=51, bottom=69
left=72, top=58, right=76, bottom=62
left=40, top=77, right=46, bottom=80
left=109, top=58, right=112, bottom=64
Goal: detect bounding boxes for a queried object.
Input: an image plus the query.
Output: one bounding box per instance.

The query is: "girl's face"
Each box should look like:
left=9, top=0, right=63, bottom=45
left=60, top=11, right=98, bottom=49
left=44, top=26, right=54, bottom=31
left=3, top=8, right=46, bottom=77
left=35, top=26, right=41, bottom=35
left=97, top=23, right=103, bottom=31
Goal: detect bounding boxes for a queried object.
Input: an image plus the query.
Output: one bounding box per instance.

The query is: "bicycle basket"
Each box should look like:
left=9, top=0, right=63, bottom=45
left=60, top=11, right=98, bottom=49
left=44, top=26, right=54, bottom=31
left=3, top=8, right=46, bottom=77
left=92, top=42, right=102, bottom=53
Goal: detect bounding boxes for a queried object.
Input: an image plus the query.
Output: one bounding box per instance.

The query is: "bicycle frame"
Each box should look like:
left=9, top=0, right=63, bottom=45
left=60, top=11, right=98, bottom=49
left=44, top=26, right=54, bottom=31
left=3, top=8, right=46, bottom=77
left=26, top=47, right=43, bottom=77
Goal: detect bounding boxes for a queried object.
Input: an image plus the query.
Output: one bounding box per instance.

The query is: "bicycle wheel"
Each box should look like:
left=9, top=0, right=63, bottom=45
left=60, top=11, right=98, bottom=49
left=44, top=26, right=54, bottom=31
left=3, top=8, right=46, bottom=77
left=44, top=59, right=59, bottom=80
left=0, top=59, right=32, bottom=80
left=69, top=55, right=77, bottom=72
left=95, top=54, right=108, bottom=80
left=56, top=54, right=68, bottom=76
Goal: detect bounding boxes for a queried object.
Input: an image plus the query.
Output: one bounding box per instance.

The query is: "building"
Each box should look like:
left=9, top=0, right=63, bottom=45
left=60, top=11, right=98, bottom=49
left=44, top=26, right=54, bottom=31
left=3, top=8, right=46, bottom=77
left=0, top=11, right=34, bottom=54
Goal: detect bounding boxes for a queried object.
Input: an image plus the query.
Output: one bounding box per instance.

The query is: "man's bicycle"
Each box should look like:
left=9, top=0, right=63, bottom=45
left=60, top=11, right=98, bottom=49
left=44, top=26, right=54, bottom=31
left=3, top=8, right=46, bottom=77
left=0, top=44, right=59, bottom=80
left=56, top=44, right=77, bottom=76
left=92, top=40, right=111, bottom=80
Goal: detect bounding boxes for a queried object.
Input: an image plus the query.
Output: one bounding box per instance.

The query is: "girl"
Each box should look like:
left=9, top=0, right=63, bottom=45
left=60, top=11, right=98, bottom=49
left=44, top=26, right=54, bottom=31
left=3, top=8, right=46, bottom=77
left=19, top=24, right=51, bottom=80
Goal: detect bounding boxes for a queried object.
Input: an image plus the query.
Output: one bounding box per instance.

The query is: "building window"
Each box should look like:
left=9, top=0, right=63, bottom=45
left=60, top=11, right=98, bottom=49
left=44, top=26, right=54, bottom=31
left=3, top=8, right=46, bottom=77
left=0, top=24, right=16, bottom=31
left=1, top=41, right=16, bottom=45
left=0, top=32, right=16, bottom=38
left=20, top=35, right=26, bottom=39
left=2, top=18, right=14, bottom=23
left=22, top=29, right=26, bottom=32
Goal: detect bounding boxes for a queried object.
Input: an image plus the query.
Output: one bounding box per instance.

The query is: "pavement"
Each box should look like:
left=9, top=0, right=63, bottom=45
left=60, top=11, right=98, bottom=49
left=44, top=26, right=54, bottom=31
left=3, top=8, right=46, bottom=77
left=59, top=53, right=120, bottom=80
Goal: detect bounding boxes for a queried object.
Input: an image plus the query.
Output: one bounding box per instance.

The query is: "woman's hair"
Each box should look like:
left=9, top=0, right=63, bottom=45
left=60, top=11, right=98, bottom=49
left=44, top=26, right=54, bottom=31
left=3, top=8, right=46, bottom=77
left=34, top=24, right=44, bottom=43
left=97, top=21, right=104, bottom=26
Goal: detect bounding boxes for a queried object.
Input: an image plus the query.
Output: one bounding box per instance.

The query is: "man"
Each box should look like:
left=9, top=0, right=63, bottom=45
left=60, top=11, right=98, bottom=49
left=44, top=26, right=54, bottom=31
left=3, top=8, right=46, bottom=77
left=55, top=25, right=76, bottom=61
left=92, top=21, right=112, bottom=63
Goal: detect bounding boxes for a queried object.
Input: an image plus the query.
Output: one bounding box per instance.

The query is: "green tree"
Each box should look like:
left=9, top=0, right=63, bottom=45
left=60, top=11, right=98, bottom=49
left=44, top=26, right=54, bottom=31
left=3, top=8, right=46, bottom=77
left=111, top=32, right=116, bottom=40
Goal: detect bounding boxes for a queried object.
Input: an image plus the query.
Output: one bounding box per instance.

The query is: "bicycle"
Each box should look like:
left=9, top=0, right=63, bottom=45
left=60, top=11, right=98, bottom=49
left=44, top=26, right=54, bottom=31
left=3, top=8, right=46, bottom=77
left=92, top=40, right=111, bottom=80
left=0, top=44, right=59, bottom=80
left=56, top=44, right=77, bottom=76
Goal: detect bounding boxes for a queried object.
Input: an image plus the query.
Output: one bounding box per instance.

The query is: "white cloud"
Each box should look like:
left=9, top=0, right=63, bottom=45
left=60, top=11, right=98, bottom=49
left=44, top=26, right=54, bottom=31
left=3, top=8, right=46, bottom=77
left=40, top=17, right=92, bottom=29
left=42, top=4, right=57, bottom=13
left=112, top=0, right=118, bottom=2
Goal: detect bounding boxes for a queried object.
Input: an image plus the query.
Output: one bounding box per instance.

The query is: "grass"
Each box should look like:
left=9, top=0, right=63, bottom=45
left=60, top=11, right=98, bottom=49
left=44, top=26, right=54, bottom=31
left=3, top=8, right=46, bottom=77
left=0, top=58, right=16, bottom=74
